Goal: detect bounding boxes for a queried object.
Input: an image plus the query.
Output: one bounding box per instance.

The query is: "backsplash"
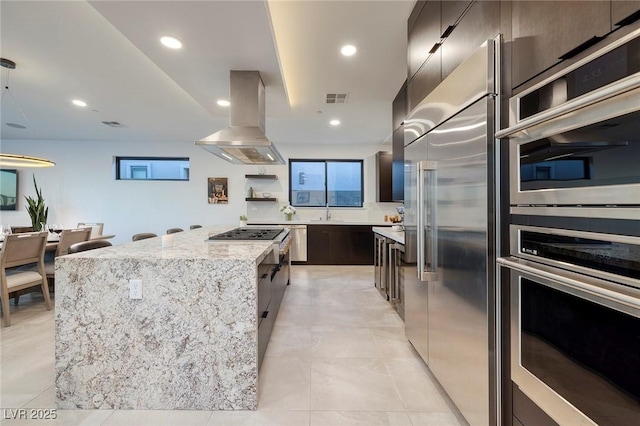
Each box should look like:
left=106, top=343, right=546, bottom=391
left=247, top=200, right=403, bottom=223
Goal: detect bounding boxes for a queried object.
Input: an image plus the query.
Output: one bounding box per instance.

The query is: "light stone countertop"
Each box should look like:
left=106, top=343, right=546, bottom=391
left=248, top=219, right=395, bottom=226
left=67, top=225, right=274, bottom=262
left=373, top=226, right=405, bottom=244
left=55, top=225, right=278, bottom=411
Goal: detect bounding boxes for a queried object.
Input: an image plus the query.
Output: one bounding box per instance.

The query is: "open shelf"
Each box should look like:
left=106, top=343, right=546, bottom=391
left=245, top=174, right=278, bottom=180
left=245, top=197, right=277, bottom=202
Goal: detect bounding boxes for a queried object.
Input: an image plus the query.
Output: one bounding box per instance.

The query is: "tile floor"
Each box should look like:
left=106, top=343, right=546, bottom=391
left=1, top=265, right=463, bottom=425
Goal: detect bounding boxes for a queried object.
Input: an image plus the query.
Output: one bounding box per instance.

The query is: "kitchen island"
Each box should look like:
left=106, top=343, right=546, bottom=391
left=55, top=226, right=275, bottom=410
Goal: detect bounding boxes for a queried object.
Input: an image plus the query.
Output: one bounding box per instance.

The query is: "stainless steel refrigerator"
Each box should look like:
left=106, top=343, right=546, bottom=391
left=404, top=38, right=499, bottom=426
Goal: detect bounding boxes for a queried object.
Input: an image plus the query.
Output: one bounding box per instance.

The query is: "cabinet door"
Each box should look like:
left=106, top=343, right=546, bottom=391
left=407, top=49, right=441, bottom=112
left=392, top=82, right=407, bottom=130
left=408, top=0, right=441, bottom=79
left=512, top=1, right=610, bottom=88
left=347, top=226, right=374, bottom=265
left=376, top=151, right=393, bottom=202
left=392, top=126, right=405, bottom=202
left=307, top=226, right=331, bottom=264
left=440, top=0, right=472, bottom=36
left=612, top=0, right=640, bottom=26
left=441, top=1, right=499, bottom=80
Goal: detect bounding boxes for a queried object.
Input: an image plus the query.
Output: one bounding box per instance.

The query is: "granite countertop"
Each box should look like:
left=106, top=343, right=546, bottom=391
left=248, top=219, right=396, bottom=226
left=55, top=225, right=275, bottom=411
left=372, top=226, right=405, bottom=244
left=67, top=225, right=275, bottom=263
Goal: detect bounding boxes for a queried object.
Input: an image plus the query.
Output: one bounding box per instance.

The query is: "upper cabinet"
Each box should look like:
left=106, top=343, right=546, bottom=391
left=407, top=0, right=441, bottom=112
left=376, top=151, right=393, bottom=203
left=511, top=1, right=611, bottom=89
left=392, top=81, right=407, bottom=130
left=440, top=1, right=499, bottom=80
left=408, top=0, right=441, bottom=81
left=406, top=0, right=499, bottom=112
left=612, top=0, right=640, bottom=26
left=392, top=83, right=407, bottom=202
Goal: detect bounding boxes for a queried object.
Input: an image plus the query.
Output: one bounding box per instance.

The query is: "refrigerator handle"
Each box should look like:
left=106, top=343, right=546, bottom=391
left=417, top=161, right=438, bottom=282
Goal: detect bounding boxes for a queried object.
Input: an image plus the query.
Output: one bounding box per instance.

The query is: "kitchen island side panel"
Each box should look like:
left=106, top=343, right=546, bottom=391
left=55, top=255, right=260, bottom=410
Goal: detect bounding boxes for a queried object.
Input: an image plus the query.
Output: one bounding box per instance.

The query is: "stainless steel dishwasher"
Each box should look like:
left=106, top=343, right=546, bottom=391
left=288, top=225, right=307, bottom=262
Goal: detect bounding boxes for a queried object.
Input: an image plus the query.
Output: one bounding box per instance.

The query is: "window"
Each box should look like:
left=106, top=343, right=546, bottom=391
left=289, top=159, right=363, bottom=207
left=116, top=157, right=189, bottom=181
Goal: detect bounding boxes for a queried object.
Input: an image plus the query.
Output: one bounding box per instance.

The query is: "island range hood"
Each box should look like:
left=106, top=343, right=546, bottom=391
left=196, top=71, right=285, bottom=165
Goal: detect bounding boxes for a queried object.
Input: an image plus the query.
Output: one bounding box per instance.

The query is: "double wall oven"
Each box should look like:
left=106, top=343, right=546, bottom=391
left=497, top=28, right=640, bottom=426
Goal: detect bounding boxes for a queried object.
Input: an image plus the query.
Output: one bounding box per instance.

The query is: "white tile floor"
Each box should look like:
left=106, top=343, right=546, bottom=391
left=0, top=265, right=463, bottom=425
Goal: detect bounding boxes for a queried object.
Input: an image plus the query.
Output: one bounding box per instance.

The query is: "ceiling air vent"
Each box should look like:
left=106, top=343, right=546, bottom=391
left=101, top=121, right=125, bottom=128
left=325, top=93, right=348, bottom=104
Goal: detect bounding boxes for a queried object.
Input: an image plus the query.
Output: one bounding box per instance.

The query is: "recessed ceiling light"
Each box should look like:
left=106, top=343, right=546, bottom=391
left=330, top=119, right=341, bottom=126
left=217, top=99, right=230, bottom=107
left=160, top=36, right=182, bottom=49
left=72, top=99, right=87, bottom=107
left=341, top=45, right=357, bottom=56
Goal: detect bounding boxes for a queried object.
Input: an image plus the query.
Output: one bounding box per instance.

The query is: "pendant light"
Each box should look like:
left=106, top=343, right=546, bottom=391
left=0, top=153, right=55, bottom=168
left=1, top=58, right=55, bottom=168
left=1, top=58, right=28, bottom=129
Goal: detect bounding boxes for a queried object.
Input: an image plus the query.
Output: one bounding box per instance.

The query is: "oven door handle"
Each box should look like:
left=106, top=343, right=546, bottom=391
left=498, top=257, right=640, bottom=311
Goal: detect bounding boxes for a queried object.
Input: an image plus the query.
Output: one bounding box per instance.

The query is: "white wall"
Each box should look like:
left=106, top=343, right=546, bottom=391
left=0, top=139, right=401, bottom=244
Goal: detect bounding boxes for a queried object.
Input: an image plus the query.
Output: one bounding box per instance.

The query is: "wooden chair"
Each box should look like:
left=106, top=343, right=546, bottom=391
left=0, top=232, right=50, bottom=327
left=166, top=228, right=184, bottom=234
left=132, top=233, right=157, bottom=241
left=68, top=240, right=112, bottom=254
left=77, top=222, right=104, bottom=239
left=45, top=228, right=92, bottom=289
left=11, top=226, right=34, bottom=234
left=189, top=225, right=203, bottom=230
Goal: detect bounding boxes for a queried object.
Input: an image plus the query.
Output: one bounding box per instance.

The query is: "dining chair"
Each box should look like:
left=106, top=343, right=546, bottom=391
left=189, top=225, right=203, bottom=230
left=45, top=228, right=92, bottom=289
left=10, top=226, right=34, bottom=234
left=68, top=240, right=112, bottom=254
left=132, top=233, right=157, bottom=241
left=166, top=228, right=184, bottom=234
left=77, top=222, right=104, bottom=239
left=0, top=232, right=50, bottom=327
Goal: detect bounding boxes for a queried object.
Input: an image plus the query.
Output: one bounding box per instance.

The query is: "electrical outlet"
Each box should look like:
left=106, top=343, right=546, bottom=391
left=129, top=279, right=142, bottom=299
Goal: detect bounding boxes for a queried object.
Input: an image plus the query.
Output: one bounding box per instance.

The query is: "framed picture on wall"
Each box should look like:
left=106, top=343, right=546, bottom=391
left=208, top=177, right=228, bottom=204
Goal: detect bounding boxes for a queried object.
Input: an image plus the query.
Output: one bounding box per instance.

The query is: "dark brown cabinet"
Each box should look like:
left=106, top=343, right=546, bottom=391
left=392, top=127, right=405, bottom=202
left=407, top=49, right=441, bottom=112
left=511, top=1, right=610, bottom=89
left=441, top=1, right=499, bottom=80
left=307, top=225, right=374, bottom=265
left=392, top=81, right=407, bottom=130
left=392, top=82, right=406, bottom=202
left=376, top=151, right=393, bottom=203
left=408, top=0, right=441, bottom=80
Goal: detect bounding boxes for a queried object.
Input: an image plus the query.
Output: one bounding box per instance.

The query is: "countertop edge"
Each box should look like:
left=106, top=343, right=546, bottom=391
left=372, top=227, right=405, bottom=244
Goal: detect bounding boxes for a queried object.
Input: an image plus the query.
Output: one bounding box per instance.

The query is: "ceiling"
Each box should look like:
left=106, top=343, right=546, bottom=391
left=0, top=0, right=414, bottom=148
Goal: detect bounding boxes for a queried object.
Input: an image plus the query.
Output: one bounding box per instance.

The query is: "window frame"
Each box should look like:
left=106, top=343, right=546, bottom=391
left=115, top=156, right=190, bottom=181
left=288, top=158, right=364, bottom=208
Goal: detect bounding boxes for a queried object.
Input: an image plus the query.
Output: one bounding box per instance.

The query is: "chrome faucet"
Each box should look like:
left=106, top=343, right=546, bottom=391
left=325, top=203, right=331, bottom=221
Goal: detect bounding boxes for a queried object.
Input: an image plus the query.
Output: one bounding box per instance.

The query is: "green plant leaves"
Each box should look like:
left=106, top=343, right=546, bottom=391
left=24, top=174, right=48, bottom=232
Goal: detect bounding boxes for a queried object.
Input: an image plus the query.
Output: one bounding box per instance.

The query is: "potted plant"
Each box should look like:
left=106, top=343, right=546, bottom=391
left=239, top=215, right=248, bottom=227
left=280, top=204, right=296, bottom=221
left=25, top=174, right=48, bottom=232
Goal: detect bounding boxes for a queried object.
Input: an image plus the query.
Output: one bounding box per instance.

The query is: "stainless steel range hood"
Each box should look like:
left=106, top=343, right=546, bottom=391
left=196, top=71, right=285, bottom=165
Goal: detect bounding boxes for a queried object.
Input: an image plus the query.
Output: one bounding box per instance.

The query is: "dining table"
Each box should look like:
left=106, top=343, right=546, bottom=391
left=0, top=233, right=115, bottom=251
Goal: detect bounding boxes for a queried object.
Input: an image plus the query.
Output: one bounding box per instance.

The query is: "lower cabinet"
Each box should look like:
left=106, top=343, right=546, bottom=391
left=257, top=252, right=290, bottom=369
left=307, top=225, right=374, bottom=265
